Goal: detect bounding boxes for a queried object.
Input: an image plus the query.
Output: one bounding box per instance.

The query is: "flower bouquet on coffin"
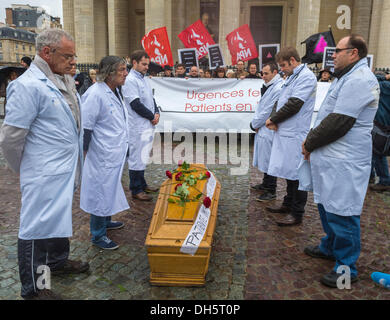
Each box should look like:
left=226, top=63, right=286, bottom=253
left=164, top=161, right=213, bottom=221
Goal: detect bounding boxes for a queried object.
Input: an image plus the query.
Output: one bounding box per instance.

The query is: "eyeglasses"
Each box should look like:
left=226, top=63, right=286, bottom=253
left=50, top=48, right=77, bottom=61
left=335, top=47, right=355, bottom=54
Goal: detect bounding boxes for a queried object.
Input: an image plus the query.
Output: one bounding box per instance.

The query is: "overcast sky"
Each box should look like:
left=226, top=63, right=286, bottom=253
left=0, top=0, right=63, bottom=24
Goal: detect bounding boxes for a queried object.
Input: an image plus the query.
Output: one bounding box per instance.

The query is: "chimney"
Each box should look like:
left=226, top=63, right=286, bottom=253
left=5, top=8, right=13, bottom=26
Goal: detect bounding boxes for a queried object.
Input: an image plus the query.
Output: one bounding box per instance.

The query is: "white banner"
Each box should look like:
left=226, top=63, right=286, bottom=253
left=150, top=78, right=331, bottom=132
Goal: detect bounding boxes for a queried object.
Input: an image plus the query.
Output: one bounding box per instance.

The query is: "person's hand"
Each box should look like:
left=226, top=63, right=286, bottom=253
left=255, top=128, right=259, bottom=133
left=239, top=76, right=245, bottom=80
left=151, top=113, right=160, bottom=126
left=302, top=141, right=311, bottom=161
left=265, top=119, right=278, bottom=131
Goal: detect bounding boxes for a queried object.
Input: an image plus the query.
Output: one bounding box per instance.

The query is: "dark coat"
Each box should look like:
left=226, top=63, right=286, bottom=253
left=375, top=75, right=390, bottom=127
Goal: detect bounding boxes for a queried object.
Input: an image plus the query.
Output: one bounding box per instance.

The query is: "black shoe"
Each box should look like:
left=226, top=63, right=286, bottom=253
left=304, top=245, right=336, bottom=261
left=266, top=205, right=291, bottom=214
left=370, top=184, right=390, bottom=192
left=251, top=184, right=267, bottom=191
left=320, top=270, right=358, bottom=288
left=24, top=289, right=62, bottom=300
left=256, top=192, right=276, bottom=202
left=275, top=213, right=302, bottom=226
left=51, top=259, right=90, bottom=275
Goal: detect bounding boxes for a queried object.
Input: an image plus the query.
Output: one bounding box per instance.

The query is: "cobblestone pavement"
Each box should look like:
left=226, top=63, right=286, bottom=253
left=0, top=132, right=390, bottom=300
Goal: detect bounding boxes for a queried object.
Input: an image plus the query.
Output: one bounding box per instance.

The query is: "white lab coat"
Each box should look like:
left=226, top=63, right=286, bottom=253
left=3, top=64, right=83, bottom=240
left=122, top=69, right=156, bottom=171
left=309, top=58, right=379, bottom=216
left=267, top=64, right=317, bottom=180
left=252, top=75, right=283, bottom=173
left=80, top=82, right=130, bottom=217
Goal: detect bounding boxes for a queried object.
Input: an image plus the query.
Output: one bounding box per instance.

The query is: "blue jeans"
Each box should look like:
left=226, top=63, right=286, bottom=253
left=129, top=170, right=147, bottom=195
left=371, top=154, right=390, bottom=186
left=90, top=215, right=112, bottom=242
left=317, top=204, right=361, bottom=277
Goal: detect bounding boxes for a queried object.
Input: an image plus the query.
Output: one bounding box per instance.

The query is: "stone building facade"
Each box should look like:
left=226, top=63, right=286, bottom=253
left=63, top=0, right=390, bottom=69
left=5, top=4, right=62, bottom=34
left=0, top=27, right=36, bottom=65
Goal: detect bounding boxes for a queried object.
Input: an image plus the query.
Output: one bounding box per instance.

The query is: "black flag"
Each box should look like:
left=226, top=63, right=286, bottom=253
left=301, top=30, right=336, bottom=64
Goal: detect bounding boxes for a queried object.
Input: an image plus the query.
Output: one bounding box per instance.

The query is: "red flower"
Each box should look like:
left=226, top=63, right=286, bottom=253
left=166, top=170, right=172, bottom=179
left=203, top=197, right=212, bottom=208
left=175, top=184, right=182, bottom=192
left=175, top=172, right=183, bottom=181
left=178, top=160, right=183, bottom=166
left=205, top=171, right=211, bottom=178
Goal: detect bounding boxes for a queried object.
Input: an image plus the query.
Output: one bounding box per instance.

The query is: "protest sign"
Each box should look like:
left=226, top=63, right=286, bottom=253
left=208, top=44, right=225, bottom=69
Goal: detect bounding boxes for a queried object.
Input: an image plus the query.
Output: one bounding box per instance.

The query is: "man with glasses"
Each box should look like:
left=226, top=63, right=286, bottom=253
left=233, top=60, right=249, bottom=79
left=0, top=29, right=89, bottom=299
left=302, top=35, right=379, bottom=287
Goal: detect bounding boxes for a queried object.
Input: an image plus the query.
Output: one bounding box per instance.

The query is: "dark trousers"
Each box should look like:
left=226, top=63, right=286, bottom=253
left=129, top=169, right=146, bottom=195
left=18, top=238, right=69, bottom=297
left=262, top=173, right=277, bottom=194
left=282, top=179, right=308, bottom=218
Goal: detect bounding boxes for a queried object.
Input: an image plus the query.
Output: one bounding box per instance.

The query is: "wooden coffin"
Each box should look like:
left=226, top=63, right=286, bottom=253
left=145, top=164, right=221, bottom=286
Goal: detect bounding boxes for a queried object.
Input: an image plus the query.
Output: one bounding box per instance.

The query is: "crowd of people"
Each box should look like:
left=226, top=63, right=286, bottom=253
left=0, top=27, right=389, bottom=299
left=251, top=35, right=389, bottom=290
left=131, top=59, right=262, bottom=79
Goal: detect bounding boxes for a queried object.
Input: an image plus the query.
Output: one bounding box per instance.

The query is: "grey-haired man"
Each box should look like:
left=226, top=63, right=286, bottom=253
left=0, top=29, right=89, bottom=300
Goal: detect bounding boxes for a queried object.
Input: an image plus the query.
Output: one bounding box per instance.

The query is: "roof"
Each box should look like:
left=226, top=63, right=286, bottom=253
left=0, top=27, right=36, bottom=44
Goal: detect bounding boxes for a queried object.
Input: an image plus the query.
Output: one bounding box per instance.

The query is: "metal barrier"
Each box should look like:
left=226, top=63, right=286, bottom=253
left=76, top=63, right=98, bottom=73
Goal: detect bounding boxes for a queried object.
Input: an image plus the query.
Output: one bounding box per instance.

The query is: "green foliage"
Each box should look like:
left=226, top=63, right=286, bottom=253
left=166, top=163, right=209, bottom=215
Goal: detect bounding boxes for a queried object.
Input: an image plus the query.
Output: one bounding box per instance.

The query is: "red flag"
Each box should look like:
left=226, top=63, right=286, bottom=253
left=178, top=20, right=215, bottom=59
left=226, top=24, right=258, bottom=65
left=142, top=27, right=173, bottom=67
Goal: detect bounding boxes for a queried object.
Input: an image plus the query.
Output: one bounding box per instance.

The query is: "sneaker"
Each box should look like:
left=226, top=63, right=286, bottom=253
left=106, top=221, right=124, bottom=230
left=51, top=259, right=90, bottom=275
left=24, top=289, right=62, bottom=300
left=256, top=192, right=276, bottom=202
left=93, top=236, right=119, bottom=250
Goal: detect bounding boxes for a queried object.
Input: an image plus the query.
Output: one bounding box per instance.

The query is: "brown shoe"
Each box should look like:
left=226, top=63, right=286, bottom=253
left=24, top=289, right=62, bottom=300
left=133, top=192, right=153, bottom=201
left=51, top=259, right=90, bottom=275
left=275, top=214, right=302, bottom=226
left=266, top=204, right=291, bottom=214
left=370, top=184, right=390, bottom=192
left=144, top=186, right=159, bottom=193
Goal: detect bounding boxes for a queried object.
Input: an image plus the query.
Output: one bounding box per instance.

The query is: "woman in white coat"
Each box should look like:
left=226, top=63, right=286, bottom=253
left=80, top=56, right=130, bottom=250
